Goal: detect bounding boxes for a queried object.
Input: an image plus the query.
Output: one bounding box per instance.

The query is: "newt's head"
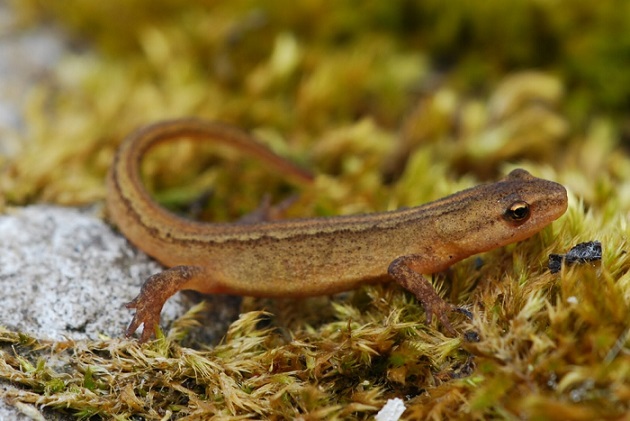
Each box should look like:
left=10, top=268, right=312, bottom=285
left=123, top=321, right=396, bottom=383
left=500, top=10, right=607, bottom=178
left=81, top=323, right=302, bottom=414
left=480, top=168, right=568, bottom=247
left=433, top=168, right=568, bottom=259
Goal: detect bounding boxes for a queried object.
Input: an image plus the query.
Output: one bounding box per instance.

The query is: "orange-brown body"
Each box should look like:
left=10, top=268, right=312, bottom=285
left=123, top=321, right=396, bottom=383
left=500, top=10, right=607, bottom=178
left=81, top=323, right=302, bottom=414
left=107, top=119, right=568, bottom=341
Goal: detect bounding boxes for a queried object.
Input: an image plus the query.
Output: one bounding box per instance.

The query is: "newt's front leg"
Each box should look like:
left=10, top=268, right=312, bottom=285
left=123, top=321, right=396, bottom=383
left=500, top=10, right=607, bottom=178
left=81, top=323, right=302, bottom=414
left=388, top=255, right=472, bottom=335
left=126, top=265, right=215, bottom=342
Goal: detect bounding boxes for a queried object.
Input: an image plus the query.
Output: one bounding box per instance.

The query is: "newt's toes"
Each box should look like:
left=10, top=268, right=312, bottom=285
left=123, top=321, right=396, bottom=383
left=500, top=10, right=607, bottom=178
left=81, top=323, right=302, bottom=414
left=124, top=297, right=160, bottom=342
left=125, top=315, right=142, bottom=338
left=125, top=310, right=159, bottom=342
left=429, top=303, right=473, bottom=336
left=453, top=306, right=473, bottom=320
left=437, top=310, right=458, bottom=336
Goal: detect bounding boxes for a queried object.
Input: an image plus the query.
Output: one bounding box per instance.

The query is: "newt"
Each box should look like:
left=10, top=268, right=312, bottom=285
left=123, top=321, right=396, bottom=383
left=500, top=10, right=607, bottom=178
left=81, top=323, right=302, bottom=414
left=106, top=118, right=568, bottom=342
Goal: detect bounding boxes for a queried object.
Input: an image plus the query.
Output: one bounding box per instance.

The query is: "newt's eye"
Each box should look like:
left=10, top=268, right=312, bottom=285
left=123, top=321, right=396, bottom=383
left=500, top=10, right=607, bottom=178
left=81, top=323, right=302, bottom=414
left=505, top=201, right=530, bottom=222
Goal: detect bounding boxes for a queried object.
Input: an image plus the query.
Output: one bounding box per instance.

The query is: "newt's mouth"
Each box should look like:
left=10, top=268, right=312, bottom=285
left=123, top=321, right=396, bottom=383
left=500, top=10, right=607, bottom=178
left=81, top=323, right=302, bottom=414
left=549, top=182, right=569, bottom=221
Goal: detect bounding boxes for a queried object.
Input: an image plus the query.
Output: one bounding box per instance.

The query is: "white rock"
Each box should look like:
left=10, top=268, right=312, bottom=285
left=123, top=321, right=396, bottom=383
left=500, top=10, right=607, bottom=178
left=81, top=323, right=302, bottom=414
left=0, top=205, right=186, bottom=340
left=0, top=206, right=190, bottom=420
left=375, top=398, right=406, bottom=421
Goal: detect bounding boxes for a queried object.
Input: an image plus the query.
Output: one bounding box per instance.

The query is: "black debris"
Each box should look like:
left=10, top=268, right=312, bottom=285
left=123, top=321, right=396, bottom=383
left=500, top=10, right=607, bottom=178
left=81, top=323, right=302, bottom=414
left=548, top=241, right=602, bottom=274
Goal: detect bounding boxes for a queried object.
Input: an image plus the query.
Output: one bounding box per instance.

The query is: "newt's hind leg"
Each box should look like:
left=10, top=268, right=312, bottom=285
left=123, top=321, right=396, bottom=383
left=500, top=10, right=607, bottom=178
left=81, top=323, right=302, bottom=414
left=125, top=265, right=218, bottom=342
